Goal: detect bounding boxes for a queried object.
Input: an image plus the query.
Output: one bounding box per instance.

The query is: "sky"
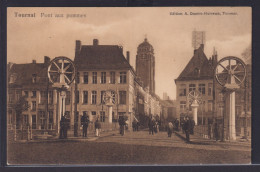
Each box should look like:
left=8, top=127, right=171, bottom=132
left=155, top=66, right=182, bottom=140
left=7, top=7, right=251, bottom=100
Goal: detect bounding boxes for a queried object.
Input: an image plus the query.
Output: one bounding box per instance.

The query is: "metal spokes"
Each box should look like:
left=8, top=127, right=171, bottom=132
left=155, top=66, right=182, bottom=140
left=48, top=56, right=76, bottom=85
left=215, top=56, right=246, bottom=86
left=187, top=90, right=202, bottom=105
left=103, top=90, right=117, bottom=105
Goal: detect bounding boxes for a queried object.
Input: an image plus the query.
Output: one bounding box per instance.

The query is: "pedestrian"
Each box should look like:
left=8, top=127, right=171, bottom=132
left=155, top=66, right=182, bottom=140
left=119, top=116, right=126, bottom=136
left=167, top=122, right=174, bottom=137
left=63, top=116, right=69, bottom=139
left=132, top=120, right=137, bottom=131
left=148, top=117, right=154, bottom=135
left=136, top=121, right=140, bottom=131
left=175, top=119, right=179, bottom=131
left=81, top=114, right=90, bottom=137
left=95, top=118, right=101, bottom=137
left=208, top=123, right=212, bottom=139
left=59, top=116, right=66, bottom=139
left=214, top=122, right=219, bottom=141
left=190, top=119, right=195, bottom=135
left=183, top=116, right=191, bottom=142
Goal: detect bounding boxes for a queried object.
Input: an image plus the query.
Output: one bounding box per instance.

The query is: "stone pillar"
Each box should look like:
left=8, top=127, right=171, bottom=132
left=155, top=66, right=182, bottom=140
left=229, top=91, right=236, bottom=140
left=191, top=100, right=199, bottom=125
left=108, top=106, right=113, bottom=123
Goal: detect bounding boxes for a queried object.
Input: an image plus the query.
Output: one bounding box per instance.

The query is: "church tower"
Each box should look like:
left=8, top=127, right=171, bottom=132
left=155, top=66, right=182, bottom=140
left=136, top=38, right=155, bottom=94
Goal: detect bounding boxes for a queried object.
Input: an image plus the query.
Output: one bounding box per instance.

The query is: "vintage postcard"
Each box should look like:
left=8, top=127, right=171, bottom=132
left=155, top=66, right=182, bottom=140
left=7, top=7, right=251, bottom=165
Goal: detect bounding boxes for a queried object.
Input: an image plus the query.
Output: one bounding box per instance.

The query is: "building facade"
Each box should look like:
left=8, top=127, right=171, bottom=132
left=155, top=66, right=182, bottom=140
left=175, top=44, right=217, bottom=124
left=7, top=39, right=164, bottom=138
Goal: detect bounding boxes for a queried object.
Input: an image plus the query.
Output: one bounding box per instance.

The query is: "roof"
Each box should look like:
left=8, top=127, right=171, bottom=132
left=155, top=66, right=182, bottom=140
left=175, top=44, right=214, bottom=82
left=160, top=99, right=175, bottom=108
left=74, top=45, right=133, bottom=71
left=8, top=63, right=49, bottom=89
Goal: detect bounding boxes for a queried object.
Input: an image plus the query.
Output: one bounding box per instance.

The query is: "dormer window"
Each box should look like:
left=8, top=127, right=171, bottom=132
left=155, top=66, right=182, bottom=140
left=194, top=68, right=200, bottom=77
left=9, top=74, right=17, bottom=84
left=32, top=74, right=37, bottom=83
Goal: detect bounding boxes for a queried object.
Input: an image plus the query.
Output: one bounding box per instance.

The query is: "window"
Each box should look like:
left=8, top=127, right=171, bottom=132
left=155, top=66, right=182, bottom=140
left=32, top=115, right=36, bottom=129
left=179, top=84, right=186, bottom=96
left=39, top=111, right=46, bottom=130
left=101, top=72, right=106, bottom=84
left=76, top=72, right=80, bottom=84
left=236, top=106, right=241, bottom=116
left=48, top=91, right=53, bottom=104
left=24, top=91, right=28, bottom=97
left=100, top=111, right=105, bottom=122
left=92, top=72, right=97, bottom=84
left=83, top=72, right=88, bottom=84
left=8, top=93, right=14, bottom=103
left=32, top=91, right=36, bottom=98
left=208, top=83, right=213, bottom=96
left=180, top=101, right=186, bottom=111
left=32, top=101, right=36, bottom=111
left=83, top=91, right=88, bottom=104
left=92, top=91, right=97, bottom=104
left=76, top=91, right=79, bottom=104
left=15, top=90, right=21, bottom=101
left=40, top=91, right=47, bottom=104
left=101, top=91, right=106, bottom=104
left=65, top=91, right=70, bottom=105
left=189, top=84, right=196, bottom=92
left=198, top=84, right=206, bottom=95
left=83, top=111, right=88, bottom=116
left=119, top=91, right=126, bottom=104
left=110, top=72, right=115, bottom=84
left=120, top=72, right=127, bottom=84
left=23, top=114, right=29, bottom=125
left=32, top=74, right=37, bottom=83
left=208, top=100, right=213, bottom=112
left=92, top=111, right=96, bottom=116
left=48, top=111, right=53, bottom=129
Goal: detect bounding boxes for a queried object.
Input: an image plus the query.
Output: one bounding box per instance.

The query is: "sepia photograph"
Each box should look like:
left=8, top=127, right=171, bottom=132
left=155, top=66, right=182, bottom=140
left=6, top=7, right=251, bottom=165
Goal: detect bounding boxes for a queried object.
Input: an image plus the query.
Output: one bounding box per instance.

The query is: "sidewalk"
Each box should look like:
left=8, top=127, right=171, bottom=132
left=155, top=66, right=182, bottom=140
left=14, top=130, right=118, bottom=143
left=174, top=130, right=251, bottom=148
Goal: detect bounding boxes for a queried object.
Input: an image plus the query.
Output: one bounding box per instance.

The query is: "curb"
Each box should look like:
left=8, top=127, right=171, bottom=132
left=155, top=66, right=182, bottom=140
left=12, top=131, right=117, bottom=144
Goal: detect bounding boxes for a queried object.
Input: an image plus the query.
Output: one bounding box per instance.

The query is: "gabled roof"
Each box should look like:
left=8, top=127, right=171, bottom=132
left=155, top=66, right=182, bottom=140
left=175, top=44, right=214, bottom=81
left=8, top=63, right=49, bottom=89
left=74, top=45, right=132, bottom=71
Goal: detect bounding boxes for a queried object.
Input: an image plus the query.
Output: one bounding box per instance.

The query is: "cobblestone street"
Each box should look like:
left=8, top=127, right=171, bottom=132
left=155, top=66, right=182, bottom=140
left=7, top=130, right=251, bottom=165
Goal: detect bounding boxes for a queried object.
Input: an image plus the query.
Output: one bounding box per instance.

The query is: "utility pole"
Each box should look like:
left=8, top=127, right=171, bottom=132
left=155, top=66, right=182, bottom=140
left=244, top=70, right=248, bottom=140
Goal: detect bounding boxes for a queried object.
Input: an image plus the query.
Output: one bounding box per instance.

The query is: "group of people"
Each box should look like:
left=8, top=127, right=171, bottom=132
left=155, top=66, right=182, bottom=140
left=132, top=120, right=140, bottom=132
left=148, top=117, right=160, bottom=135
left=166, top=116, right=195, bottom=142
left=81, top=114, right=102, bottom=137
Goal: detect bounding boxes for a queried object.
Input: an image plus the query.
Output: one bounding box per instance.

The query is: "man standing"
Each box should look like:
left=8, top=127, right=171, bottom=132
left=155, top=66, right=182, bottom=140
left=59, top=116, right=66, bottom=139
left=95, top=118, right=101, bottom=137
left=119, top=116, right=126, bottom=136
left=81, top=114, right=89, bottom=138
left=184, top=116, right=191, bottom=142
left=167, top=122, right=174, bottom=137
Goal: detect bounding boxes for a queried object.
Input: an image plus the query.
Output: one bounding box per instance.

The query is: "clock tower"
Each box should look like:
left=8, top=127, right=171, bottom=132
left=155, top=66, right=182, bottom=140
left=136, top=38, right=155, bottom=94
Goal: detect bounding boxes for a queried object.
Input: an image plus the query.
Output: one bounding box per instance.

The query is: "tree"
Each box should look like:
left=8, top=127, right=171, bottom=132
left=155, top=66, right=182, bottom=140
left=241, top=45, right=251, bottom=64
left=14, top=95, right=30, bottom=128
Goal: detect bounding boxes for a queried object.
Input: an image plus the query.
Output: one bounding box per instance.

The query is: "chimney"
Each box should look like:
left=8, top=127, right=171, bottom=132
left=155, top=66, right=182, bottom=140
left=93, top=39, right=99, bottom=46
left=44, top=56, right=50, bottom=65
left=75, top=40, right=81, bottom=57
left=200, top=44, right=204, bottom=51
left=119, top=46, right=123, bottom=54
left=32, top=60, right=36, bottom=64
left=126, top=51, right=130, bottom=63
